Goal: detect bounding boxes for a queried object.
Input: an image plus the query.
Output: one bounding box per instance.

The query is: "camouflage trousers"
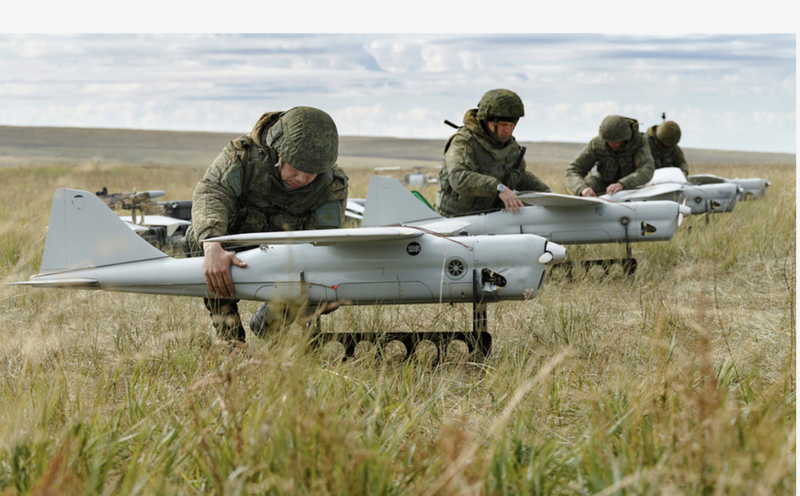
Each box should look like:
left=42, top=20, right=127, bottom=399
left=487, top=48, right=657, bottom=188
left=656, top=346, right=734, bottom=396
left=180, top=233, right=322, bottom=342
left=204, top=298, right=246, bottom=342
left=204, top=298, right=316, bottom=342
left=179, top=233, right=247, bottom=342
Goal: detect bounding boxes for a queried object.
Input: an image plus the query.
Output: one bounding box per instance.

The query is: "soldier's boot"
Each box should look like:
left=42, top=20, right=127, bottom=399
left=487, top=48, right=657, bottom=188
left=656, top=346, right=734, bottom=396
left=204, top=298, right=246, bottom=343
left=251, top=303, right=325, bottom=338
left=249, top=304, right=275, bottom=339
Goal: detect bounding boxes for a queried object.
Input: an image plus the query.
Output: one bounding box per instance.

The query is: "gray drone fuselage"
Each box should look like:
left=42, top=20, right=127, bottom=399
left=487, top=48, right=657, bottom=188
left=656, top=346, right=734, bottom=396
left=13, top=188, right=566, bottom=307
left=361, top=176, right=689, bottom=245
left=603, top=168, right=740, bottom=214
left=687, top=174, right=769, bottom=200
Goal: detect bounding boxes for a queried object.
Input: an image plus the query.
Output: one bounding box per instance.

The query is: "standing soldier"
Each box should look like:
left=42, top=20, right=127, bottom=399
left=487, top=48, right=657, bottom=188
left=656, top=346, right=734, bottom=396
left=180, top=107, right=348, bottom=343
left=646, top=120, right=688, bottom=176
left=435, top=89, right=550, bottom=216
left=566, top=115, right=655, bottom=197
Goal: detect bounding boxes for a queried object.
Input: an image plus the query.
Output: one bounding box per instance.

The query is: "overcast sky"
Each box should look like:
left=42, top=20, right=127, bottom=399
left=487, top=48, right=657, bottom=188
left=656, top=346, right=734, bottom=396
left=0, top=32, right=795, bottom=154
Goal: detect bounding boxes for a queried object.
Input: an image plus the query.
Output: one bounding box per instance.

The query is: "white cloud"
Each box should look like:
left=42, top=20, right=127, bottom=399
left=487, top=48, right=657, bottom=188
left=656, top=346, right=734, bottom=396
left=0, top=33, right=794, bottom=153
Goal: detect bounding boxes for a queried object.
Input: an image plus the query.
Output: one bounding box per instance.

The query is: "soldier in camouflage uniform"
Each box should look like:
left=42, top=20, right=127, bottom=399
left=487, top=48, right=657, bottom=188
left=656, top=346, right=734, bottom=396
left=565, top=115, right=655, bottom=197
left=645, top=120, right=688, bottom=176
left=180, top=107, right=349, bottom=343
left=435, top=89, right=550, bottom=216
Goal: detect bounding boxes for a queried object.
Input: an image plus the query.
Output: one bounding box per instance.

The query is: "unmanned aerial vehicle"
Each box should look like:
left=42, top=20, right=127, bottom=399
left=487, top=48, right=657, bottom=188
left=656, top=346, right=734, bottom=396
left=11, top=188, right=568, bottom=361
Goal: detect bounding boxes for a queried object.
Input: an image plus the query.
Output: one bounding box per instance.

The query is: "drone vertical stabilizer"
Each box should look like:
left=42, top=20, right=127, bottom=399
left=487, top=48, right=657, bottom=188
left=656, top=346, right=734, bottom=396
left=362, top=176, right=444, bottom=227
left=40, top=188, right=166, bottom=274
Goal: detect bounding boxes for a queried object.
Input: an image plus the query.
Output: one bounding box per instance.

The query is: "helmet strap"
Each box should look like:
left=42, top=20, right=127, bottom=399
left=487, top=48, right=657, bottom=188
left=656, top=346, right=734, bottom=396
left=481, top=118, right=499, bottom=139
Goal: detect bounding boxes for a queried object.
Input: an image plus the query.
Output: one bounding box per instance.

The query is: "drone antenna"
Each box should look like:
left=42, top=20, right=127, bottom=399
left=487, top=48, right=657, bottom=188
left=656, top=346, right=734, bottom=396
left=661, top=112, right=666, bottom=122
left=444, top=119, right=459, bottom=129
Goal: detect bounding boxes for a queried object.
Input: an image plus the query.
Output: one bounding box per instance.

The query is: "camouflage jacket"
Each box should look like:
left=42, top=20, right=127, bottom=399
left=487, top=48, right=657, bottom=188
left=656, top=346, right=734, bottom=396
left=565, top=119, right=654, bottom=195
left=187, top=111, right=349, bottom=249
left=645, top=125, right=688, bottom=174
left=434, top=109, right=549, bottom=215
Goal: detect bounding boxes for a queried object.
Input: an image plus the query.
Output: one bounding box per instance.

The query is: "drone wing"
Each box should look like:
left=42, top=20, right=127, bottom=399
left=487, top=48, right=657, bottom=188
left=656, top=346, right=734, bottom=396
left=205, top=226, right=426, bottom=245
left=602, top=182, right=685, bottom=201
left=687, top=174, right=726, bottom=185
left=345, top=199, right=365, bottom=220
left=515, top=191, right=631, bottom=208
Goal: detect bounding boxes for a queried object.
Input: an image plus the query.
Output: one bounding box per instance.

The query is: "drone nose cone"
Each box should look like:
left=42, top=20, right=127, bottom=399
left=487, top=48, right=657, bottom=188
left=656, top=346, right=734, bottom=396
left=539, top=241, right=567, bottom=265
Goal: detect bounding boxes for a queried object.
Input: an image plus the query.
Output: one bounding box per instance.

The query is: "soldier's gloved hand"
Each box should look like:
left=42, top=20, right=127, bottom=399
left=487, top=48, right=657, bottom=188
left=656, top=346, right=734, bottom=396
left=202, top=242, right=248, bottom=298
left=605, top=183, right=625, bottom=195
left=580, top=187, right=597, bottom=197
left=499, top=188, right=524, bottom=214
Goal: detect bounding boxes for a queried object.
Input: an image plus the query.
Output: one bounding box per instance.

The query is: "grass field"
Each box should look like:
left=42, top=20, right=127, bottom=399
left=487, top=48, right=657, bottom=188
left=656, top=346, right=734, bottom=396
left=0, top=144, right=795, bottom=494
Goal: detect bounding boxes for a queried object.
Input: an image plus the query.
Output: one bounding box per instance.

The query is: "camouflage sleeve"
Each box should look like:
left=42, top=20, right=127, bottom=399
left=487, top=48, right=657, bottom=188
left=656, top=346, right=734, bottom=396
left=674, top=146, right=689, bottom=175
left=444, top=134, right=502, bottom=196
left=565, top=143, right=596, bottom=195
left=510, top=158, right=550, bottom=192
left=619, top=142, right=655, bottom=189
left=306, top=165, right=349, bottom=230
left=191, top=142, right=244, bottom=242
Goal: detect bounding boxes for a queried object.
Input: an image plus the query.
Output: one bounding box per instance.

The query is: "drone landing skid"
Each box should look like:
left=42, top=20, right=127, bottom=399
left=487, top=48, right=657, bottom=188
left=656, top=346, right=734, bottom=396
left=554, top=235, right=637, bottom=276
left=311, top=269, right=493, bottom=363
left=312, top=329, right=492, bottom=365
left=555, top=257, right=637, bottom=277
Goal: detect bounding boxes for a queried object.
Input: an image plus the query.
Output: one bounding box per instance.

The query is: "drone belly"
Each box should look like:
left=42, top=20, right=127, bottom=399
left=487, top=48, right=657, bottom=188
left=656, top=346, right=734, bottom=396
left=628, top=201, right=682, bottom=242
left=675, top=187, right=709, bottom=215
left=329, top=236, right=473, bottom=305
left=36, top=257, right=212, bottom=297
left=734, top=178, right=768, bottom=199
left=239, top=234, right=555, bottom=306
left=471, top=234, right=550, bottom=301
left=518, top=206, right=618, bottom=245
left=239, top=237, right=448, bottom=305
left=699, top=184, right=738, bottom=213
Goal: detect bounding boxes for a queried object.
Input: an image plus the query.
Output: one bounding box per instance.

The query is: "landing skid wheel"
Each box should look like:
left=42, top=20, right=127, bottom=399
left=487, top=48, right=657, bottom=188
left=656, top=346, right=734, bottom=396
left=311, top=269, right=494, bottom=364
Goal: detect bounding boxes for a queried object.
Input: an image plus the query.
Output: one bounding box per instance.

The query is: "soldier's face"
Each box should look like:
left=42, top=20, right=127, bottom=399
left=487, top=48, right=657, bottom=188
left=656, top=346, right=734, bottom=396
left=606, top=141, right=624, bottom=150
left=279, top=159, right=318, bottom=190
left=487, top=121, right=516, bottom=141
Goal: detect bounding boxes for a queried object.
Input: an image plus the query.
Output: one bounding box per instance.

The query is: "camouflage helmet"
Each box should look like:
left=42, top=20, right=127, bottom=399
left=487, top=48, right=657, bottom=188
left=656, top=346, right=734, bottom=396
left=476, top=89, right=525, bottom=123
left=599, top=115, right=633, bottom=142
left=264, top=106, right=338, bottom=174
left=656, top=120, right=682, bottom=146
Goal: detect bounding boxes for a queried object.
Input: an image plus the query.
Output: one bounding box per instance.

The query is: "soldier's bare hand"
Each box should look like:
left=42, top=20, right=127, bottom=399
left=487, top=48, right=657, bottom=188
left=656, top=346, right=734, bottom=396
left=202, top=242, right=248, bottom=298
left=605, top=183, right=625, bottom=195
left=499, top=188, right=524, bottom=214
left=581, top=187, right=597, bottom=197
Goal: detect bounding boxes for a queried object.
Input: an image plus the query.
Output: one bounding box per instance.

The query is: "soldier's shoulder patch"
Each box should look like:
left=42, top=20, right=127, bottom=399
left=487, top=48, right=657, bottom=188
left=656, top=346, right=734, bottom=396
left=316, top=202, right=341, bottom=228
left=221, top=163, right=244, bottom=198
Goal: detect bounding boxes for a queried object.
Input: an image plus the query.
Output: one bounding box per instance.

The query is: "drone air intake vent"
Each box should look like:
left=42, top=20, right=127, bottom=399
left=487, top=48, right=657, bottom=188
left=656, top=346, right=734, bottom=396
left=446, top=257, right=467, bottom=280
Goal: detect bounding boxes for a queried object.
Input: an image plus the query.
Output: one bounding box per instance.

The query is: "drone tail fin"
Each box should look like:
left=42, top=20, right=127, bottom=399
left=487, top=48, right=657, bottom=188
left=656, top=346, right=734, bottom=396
left=39, top=188, right=167, bottom=274
left=362, top=176, right=444, bottom=227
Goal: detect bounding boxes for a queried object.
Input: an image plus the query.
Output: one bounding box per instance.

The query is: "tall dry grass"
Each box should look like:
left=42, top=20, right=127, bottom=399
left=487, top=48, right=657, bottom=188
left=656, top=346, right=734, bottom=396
left=0, top=159, right=795, bottom=495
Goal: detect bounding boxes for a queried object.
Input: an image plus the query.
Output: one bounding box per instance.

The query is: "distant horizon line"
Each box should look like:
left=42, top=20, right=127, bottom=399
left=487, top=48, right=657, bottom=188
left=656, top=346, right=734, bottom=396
left=0, top=123, right=795, bottom=156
